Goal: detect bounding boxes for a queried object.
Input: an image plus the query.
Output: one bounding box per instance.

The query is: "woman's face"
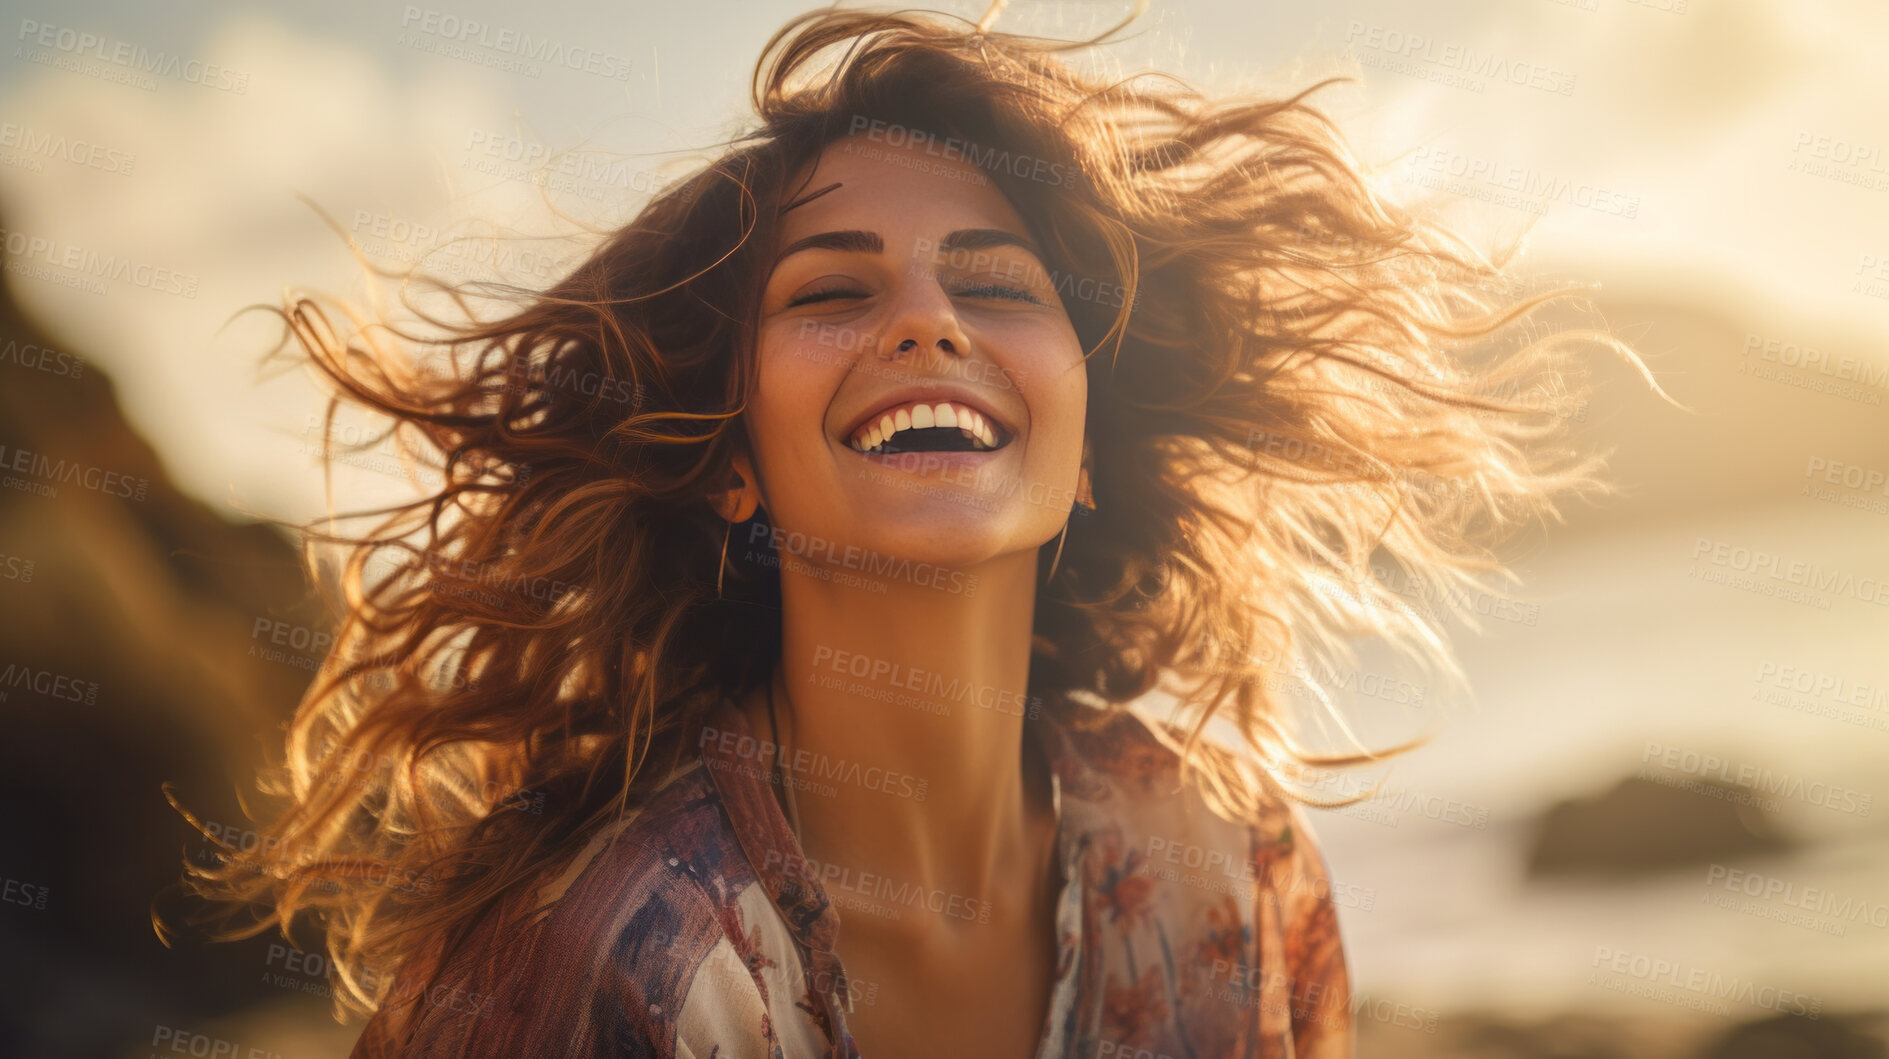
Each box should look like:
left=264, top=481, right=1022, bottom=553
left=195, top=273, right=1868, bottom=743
left=745, top=131, right=1088, bottom=571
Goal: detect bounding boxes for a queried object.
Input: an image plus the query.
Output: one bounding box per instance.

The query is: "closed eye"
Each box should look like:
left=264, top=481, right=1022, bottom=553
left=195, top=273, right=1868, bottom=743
left=786, top=285, right=869, bottom=308
left=953, top=283, right=1047, bottom=306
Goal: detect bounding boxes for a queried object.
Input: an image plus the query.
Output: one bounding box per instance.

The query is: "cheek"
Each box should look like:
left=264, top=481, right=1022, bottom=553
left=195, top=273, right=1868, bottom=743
left=769, top=318, right=881, bottom=373
left=751, top=330, right=849, bottom=464
left=1016, top=325, right=1087, bottom=443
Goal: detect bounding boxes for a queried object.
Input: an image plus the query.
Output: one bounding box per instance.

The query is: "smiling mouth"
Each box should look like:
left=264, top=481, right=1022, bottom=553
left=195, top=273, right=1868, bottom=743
left=864, top=426, right=992, bottom=455
left=848, top=400, right=1011, bottom=455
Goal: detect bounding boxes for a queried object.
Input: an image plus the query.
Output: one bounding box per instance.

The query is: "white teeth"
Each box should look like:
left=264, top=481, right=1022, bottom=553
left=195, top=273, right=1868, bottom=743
left=851, top=400, right=1005, bottom=454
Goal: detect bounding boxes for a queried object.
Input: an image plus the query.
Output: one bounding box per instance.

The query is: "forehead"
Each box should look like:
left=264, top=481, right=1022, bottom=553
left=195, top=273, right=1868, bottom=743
left=775, top=131, right=1033, bottom=245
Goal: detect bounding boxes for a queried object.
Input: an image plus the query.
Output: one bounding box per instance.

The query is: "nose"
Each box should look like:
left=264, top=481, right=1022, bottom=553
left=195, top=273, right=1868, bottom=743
left=877, top=272, right=970, bottom=364
left=890, top=335, right=957, bottom=358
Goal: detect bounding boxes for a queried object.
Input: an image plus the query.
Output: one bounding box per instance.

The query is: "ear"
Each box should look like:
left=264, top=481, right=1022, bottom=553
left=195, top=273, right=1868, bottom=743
left=712, top=450, right=762, bottom=523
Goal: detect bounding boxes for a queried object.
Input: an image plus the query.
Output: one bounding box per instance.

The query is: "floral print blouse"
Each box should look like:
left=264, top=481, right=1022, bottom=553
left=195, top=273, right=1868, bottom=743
left=350, top=694, right=1353, bottom=1058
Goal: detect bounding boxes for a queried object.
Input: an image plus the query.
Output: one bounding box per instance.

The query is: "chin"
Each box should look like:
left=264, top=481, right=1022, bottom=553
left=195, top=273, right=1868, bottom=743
left=835, top=509, right=1029, bottom=571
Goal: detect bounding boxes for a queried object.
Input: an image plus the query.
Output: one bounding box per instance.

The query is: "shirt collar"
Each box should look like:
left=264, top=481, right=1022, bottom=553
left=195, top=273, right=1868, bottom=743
left=695, top=695, right=843, bottom=964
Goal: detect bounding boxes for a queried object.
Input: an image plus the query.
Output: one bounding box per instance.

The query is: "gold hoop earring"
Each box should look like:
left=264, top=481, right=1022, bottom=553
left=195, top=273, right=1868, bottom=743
left=1044, top=518, right=1070, bottom=584
left=1046, top=459, right=1095, bottom=585
left=716, top=520, right=732, bottom=599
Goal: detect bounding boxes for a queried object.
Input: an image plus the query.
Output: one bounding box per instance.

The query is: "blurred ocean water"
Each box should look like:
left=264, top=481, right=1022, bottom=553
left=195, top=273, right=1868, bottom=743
left=1305, top=501, right=1889, bottom=1020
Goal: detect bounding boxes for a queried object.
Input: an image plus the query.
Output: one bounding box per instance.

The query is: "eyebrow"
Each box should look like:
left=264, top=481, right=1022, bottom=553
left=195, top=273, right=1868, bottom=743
left=772, top=227, right=1044, bottom=268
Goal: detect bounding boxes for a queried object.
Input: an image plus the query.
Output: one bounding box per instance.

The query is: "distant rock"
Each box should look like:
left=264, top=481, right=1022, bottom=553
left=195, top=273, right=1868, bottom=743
left=1697, top=1011, right=1888, bottom=1059
left=1525, top=775, right=1793, bottom=879
left=1355, top=1008, right=1888, bottom=1059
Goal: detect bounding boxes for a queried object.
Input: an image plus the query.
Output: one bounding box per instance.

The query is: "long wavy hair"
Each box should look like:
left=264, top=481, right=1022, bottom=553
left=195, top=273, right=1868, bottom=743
left=168, top=3, right=1668, bottom=1020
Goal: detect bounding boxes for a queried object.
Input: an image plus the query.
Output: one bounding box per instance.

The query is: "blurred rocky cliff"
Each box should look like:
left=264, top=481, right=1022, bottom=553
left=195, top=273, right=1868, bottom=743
left=0, top=267, right=343, bottom=1056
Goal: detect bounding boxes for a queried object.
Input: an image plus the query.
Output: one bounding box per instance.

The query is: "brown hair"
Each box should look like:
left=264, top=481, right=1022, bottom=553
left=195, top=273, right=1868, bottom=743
left=168, top=4, right=1670, bottom=1019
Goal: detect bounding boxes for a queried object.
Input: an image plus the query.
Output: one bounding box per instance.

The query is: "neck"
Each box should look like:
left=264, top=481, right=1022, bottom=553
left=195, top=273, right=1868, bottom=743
left=756, top=545, right=1057, bottom=925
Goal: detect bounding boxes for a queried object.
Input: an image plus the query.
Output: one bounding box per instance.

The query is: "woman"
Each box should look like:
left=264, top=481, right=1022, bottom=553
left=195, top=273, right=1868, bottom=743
left=173, top=5, right=1652, bottom=1057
